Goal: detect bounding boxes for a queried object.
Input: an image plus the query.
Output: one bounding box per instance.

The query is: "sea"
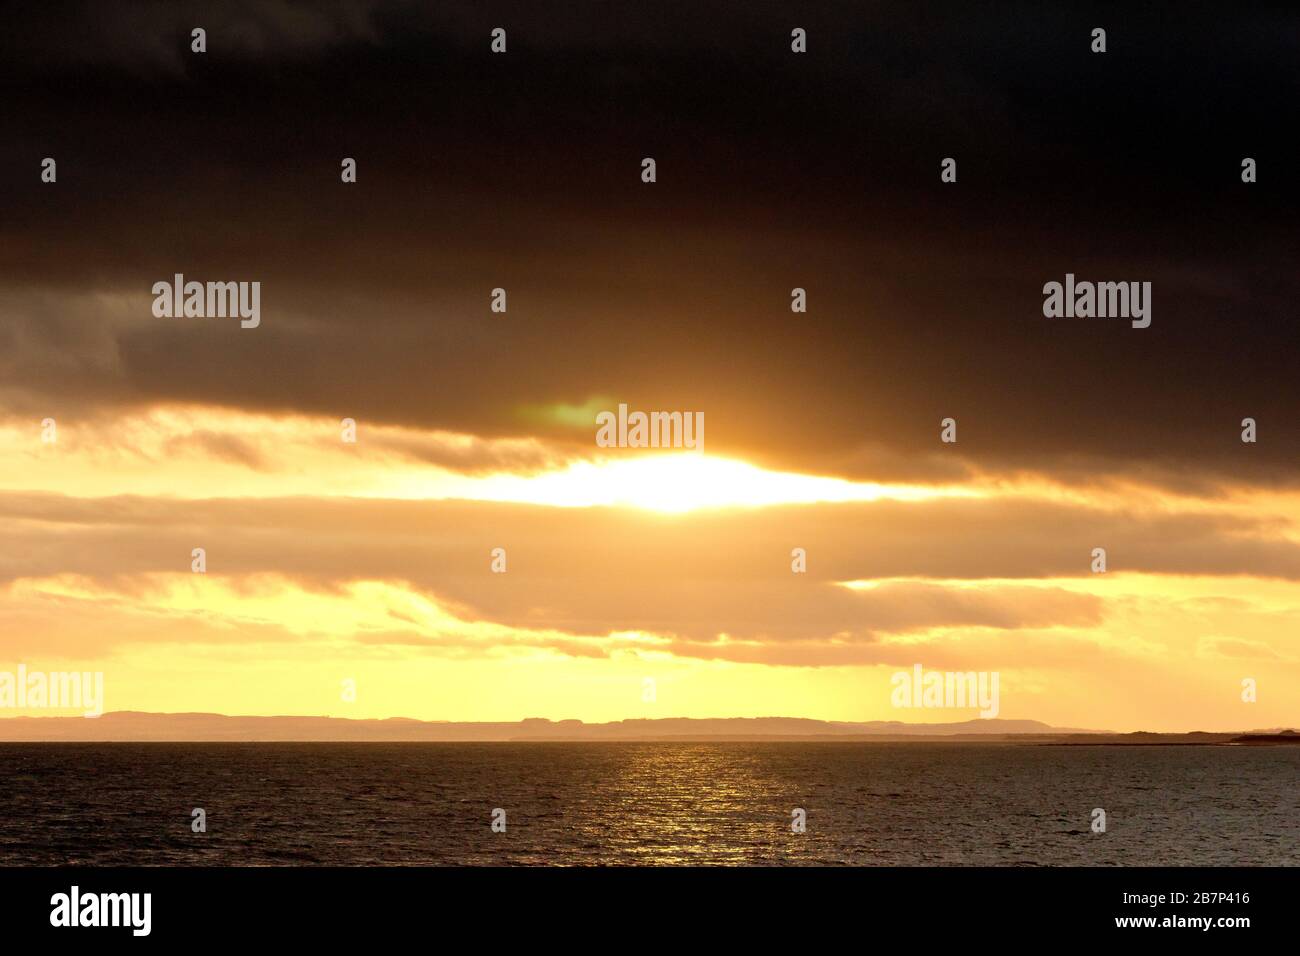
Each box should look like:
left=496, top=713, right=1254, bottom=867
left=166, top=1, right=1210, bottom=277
left=0, top=742, right=1295, bottom=865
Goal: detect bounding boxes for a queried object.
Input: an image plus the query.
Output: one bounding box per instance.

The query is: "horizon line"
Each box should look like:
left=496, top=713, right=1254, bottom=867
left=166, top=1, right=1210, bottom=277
left=1, top=711, right=1296, bottom=741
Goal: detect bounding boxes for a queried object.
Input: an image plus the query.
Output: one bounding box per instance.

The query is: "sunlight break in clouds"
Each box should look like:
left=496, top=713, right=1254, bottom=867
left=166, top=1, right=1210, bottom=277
left=1, top=407, right=977, bottom=511
left=418, top=455, right=976, bottom=512
left=3, top=404, right=1299, bottom=729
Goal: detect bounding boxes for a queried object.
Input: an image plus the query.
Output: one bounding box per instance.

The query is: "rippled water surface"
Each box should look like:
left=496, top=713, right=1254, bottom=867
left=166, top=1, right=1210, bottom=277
left=0, top=743, right=1295, bottom=865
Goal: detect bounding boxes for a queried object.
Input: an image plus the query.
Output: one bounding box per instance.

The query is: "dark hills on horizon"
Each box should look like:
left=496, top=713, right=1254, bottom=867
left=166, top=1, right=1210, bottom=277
left=0, top=712, right=1294, bottom=743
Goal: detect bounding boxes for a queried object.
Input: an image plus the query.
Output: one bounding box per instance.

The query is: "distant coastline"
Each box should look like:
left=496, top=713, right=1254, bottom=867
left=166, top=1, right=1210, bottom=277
left=0, top=712, right=1295, bottom=744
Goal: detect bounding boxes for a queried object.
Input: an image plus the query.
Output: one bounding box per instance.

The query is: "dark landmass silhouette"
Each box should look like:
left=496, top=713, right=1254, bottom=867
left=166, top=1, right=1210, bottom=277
left=1226, top=730, right=1300, bottom=745
left=0, top=712, right=1293, bottom=742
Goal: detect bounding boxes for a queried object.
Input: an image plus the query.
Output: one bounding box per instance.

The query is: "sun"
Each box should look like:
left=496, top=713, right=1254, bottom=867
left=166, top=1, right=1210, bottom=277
left=462, top=453, right=969, bottom=512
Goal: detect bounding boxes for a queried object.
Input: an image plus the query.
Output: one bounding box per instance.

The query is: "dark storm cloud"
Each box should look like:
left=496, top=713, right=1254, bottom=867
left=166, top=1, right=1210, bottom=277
left=2, top=1, right=1298, bottom=485
left=3, top=1, right=383, bottom=73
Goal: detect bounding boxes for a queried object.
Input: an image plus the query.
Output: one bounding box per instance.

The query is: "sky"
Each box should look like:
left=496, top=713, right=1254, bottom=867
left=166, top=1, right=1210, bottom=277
left=1, top=1, right=1297, bottom=732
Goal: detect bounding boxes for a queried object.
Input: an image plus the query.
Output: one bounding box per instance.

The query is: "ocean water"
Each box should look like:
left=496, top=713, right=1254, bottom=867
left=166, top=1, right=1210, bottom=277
left=0, top=743, right=1294, bottom=866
